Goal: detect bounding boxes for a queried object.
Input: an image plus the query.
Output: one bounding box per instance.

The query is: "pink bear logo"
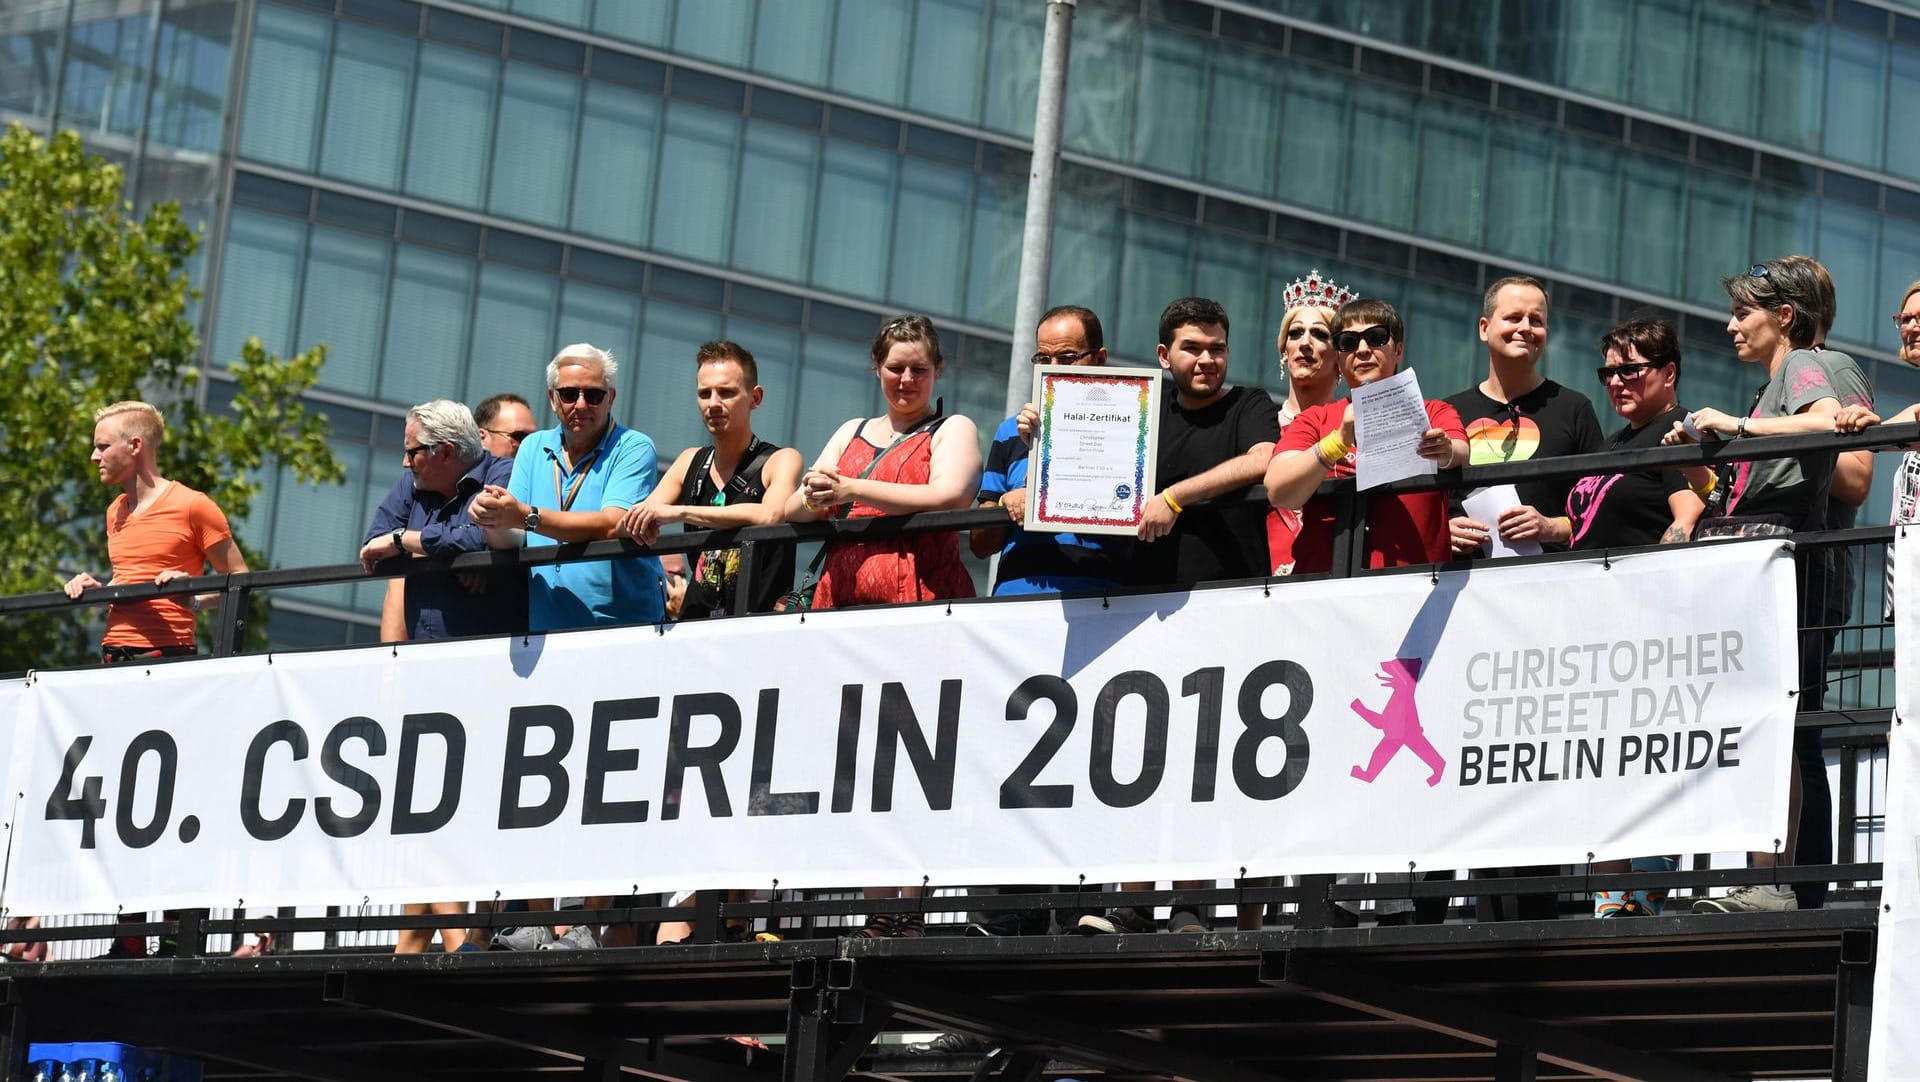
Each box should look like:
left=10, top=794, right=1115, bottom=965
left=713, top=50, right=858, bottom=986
left=1349, top=657, right=1446, bottom=787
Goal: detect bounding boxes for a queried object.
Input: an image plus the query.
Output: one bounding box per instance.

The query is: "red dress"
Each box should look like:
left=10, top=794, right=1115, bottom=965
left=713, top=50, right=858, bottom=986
left=814, top=428, right=976, bottom=609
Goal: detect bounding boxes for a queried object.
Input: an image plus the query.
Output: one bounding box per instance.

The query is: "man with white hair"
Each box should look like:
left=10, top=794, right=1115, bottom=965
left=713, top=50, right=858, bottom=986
left=359, top=399, right=522, bottom=644
left=471, top=343, right=666, bottom=631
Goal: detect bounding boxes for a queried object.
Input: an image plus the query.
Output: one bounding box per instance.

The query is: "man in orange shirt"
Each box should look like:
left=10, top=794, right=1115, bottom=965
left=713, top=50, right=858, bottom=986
left=63, top=400, right=247, bottom=663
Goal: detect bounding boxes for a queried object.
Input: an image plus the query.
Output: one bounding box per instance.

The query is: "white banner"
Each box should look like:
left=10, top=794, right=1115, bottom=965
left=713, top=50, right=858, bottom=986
left=1869, top=529, right=1920, bottom=1081
left=5, top=543, right=1797, bottom=914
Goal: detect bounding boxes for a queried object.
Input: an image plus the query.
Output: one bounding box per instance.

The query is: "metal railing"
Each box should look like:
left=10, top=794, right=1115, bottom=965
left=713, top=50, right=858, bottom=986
left=0, top=424, right=1910, bottom=952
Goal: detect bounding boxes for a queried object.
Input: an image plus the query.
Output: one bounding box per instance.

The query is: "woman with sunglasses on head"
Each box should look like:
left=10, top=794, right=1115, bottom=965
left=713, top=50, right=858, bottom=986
left=1568, top=319, right=1712, bottom=918
left=1663, top=256, right=1872, bottom=916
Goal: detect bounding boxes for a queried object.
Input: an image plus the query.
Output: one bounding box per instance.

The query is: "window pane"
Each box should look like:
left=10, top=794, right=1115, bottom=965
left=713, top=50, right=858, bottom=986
left=150, top=0, right=238, bottom=154
left=1552, top=136, right=1620, bottom=282
left=1823, top=25, right=1887, bottom=168
left=1133, top=28, right=1207, bottom=176
left=61, top=13, right=150, bottom=140
left=1629, top=0, right=1692, bottom=117
left=299, top=227, right=392, bottom=398
left=572, top=79, right=660, bottom=246
left=488, top=62, right=580, bottom=227
left=238, top=3, right=328, bottom=168
left=512, top=0, right=588, bottom=29
left=890, top=158, right=972, bottom=317
left=465, top=264, right=558, bottom=406
left=732, top=118, right=818, bottom=282
left=982, top=0, right=1040, bottom=137
left=212, top=209, right=305, bottom=364
left=591, top=3, right=668, bottom=47
left=1818, top=199, right=1880, bottom=346
left=407, top=43, right=497, bottom=208
left=0, top=16, right=64, bottom=122
left=812, top=137, right=895, bottom=299
left=1760, top=9, right=1824, bottom=153
left=1695, top=0, right=1758, bottom=135
left=271, top=443, right=369, bottom=608
left=1048, top=171, right=1125, bottom=325
left=1751, top=181, right=1816, bottom=265
left=1888, top=46, right=1920, bottom=180
left=795, top=332, right=879, bottom=458
left=1345, top=85, right=1416, bottom=232
left=1684, top=173, right=1751, bottom=310
left=1415, top=98, right=1487, bottom=248
left=557, top=281, right=642, bottom=408
left=1559, top=0, right=1627, bottom=99
left=908, top=0, right=986, bottom=122
left=1277, top=66, right=1347, bottom=214
left=653, top=100, right=741, bottom=263
left=1619, top=156, right=1684, bottom=298
left=1485, top=118, right=1554, bottom=263
left=380, top=245, right=475, bottom=407
left=320, top=23, right=413, bottom=190
left=832, top=0, right=910, bottom=103
left=632, top=299, right=722, bottom=457
left=752, top=0, right=831, bottom=84
left=1064, top=4, right=1135, bottom=161
left=966, top=171, right=1024, bottom=326
left=1116, top=213, right=1193, bottom=353
left=1204, top=44, right=1280, bottom=197
left=673, top=0, right=752, bottom=64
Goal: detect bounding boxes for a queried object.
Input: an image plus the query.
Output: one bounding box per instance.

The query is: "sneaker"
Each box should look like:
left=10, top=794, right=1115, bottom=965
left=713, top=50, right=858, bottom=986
left=906, top=1033, right=989, bottom=1056
left=489, top=925, right=554, bottom=951
left=541, top=924, right=600, bottom=950
left=1075, top=907, right=1153, bottom=935
left=1691, top=884, right=1797, bottom=914
left=1167, top=909, right=1211, bottom=934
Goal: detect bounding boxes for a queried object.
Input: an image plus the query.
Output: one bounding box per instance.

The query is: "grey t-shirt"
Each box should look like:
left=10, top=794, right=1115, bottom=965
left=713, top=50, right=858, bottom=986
left=1725, top=347, right=1872, bottom=529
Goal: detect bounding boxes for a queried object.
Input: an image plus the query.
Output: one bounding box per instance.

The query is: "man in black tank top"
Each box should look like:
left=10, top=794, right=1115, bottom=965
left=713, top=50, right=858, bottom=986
left=621, top=341, right=802, bottom=617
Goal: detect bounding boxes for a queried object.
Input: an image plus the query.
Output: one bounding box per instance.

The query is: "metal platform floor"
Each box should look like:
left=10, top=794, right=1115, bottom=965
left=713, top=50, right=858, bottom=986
left=0, top=907, right=1880, bottom=1082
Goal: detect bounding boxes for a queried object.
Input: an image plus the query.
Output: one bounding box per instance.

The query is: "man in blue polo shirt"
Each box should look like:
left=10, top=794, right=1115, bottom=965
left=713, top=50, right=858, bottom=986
left=471, top=342, right=666, bottom=631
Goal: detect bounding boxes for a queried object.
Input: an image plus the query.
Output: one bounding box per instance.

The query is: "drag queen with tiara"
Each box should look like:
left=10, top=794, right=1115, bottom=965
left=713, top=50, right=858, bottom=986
left=1266, top=268, right=1357, bottom=576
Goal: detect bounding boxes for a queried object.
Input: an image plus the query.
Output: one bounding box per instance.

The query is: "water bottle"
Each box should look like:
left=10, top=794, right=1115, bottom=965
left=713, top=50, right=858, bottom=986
left=93, top=1061, right=125, bottom=1082
left=56, top=1059, right=94, bottom=1082
left=26, top=1060, right=59, bottom=1082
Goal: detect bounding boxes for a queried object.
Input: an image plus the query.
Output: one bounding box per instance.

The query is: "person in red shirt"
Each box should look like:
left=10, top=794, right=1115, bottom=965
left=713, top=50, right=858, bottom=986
left=1265, top=299, right=1467, bottom=572
left=63, top=401, right=248, bottom=664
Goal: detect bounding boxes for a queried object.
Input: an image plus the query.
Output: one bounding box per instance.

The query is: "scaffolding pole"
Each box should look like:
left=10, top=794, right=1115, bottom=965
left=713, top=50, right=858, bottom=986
left=1003, top=0, right=1077, bottom=416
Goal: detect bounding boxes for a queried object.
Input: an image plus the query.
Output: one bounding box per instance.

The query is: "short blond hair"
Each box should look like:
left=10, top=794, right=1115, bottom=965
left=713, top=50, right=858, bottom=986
left=95, top=401, right=164, bottom=445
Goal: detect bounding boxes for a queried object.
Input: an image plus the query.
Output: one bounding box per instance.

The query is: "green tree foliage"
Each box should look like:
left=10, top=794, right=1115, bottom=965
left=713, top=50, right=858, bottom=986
left=0, top=124, right=343, bottom=672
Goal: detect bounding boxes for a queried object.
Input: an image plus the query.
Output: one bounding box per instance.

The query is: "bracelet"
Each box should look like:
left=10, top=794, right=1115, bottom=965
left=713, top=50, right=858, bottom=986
left=1441, top=444, right=1457, bottom=470
left=1689, top=473, right=1718, bottom=497
left=1315, top=432, right=1351, bottom=469
left=1161, top=490, right=1184, bottom=515
left=1736, top=416, right=1749, bottom=438
left=802, top=495, right=817, bottom=512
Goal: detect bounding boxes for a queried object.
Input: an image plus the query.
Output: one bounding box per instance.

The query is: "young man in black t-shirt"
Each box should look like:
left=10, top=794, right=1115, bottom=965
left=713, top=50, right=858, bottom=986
left=1127, top=296, right=1281, bottom=589
left=1446, top=277, right=1604, bottom=557
left=621, top=341, right=802, bottom=617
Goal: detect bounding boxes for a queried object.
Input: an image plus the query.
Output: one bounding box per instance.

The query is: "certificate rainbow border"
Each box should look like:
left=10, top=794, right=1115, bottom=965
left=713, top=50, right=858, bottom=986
left=1033, top=370, right=1154, bottom=529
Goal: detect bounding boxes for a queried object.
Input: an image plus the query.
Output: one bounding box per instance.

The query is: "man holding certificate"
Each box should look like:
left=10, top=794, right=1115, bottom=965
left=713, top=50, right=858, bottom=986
left=1125, top=296, right=1280, bottom=591
left=1265, top=298, right=1468, bottom=572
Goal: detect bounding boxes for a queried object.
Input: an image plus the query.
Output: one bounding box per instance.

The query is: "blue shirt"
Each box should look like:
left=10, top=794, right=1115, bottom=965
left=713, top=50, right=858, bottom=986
left=508, top=422, right=665, bottom=631
left=365, top=452, right=526, bottom=641
left=978, top=414, right=1129, bottom=596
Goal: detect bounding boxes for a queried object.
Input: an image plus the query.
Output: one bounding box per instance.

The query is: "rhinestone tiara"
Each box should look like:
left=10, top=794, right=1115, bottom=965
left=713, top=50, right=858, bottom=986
left=1280, top=268, right=1356, bottom=313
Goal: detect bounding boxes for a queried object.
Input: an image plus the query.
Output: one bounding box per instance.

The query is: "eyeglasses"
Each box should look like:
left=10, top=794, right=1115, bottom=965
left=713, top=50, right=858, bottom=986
left=1332, top=326, right=1394, bottom=353
left=485, top=426, right=537, bottom=444
left=1596, top=362, right=1658, bottom=383
left=1031, top=349, right=1094, bottom=365
left=1749, top=263, right=1771, bottom=278
left=553, top=386, right=609, bottom=405
left=1285, top=325, right=1333, bottom=344
left=1893, top=313, right=1920, bottom=330
left=403, top=442, right=441, bottom=462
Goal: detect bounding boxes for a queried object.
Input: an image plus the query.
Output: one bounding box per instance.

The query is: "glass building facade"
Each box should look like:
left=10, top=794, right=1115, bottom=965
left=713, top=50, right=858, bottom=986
left=7, top=0, right=1920, bottom=645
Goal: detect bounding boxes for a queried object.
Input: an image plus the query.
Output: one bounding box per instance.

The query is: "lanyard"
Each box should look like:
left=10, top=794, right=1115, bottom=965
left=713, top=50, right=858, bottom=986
left=551, top=446, right=601, bottom=512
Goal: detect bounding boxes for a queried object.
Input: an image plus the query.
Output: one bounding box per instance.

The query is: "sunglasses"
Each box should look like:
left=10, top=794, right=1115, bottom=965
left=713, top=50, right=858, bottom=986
left=1333, top=326, right=1394, bottom=353
left=403, top=442, right=441, bottom=461
left=553, top=386, right=609, bottom=405
left=1596, top=362, right=1659, bottom=383
left=485, top=426, right=537, bottom=444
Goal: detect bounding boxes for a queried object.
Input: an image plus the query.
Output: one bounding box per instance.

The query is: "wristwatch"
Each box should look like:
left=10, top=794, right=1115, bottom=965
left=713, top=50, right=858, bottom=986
left=524, top=507, right=542, bottom=532
left=389, top=527, right=405, bottom=551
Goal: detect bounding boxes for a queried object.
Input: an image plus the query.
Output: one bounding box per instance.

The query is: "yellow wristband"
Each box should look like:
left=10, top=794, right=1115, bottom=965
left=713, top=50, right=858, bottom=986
left=1161, top=490, right=1183, bottom=515
left=1689, top=473, right=1717, bottom=497
left=802, top=495, right=817, bottom=512
left=1316, top=432, right=1351, bottom=468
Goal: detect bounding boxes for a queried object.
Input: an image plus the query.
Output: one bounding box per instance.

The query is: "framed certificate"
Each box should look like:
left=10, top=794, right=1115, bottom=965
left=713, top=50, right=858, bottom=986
left=1026, top=364, right=1161, bottom=536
